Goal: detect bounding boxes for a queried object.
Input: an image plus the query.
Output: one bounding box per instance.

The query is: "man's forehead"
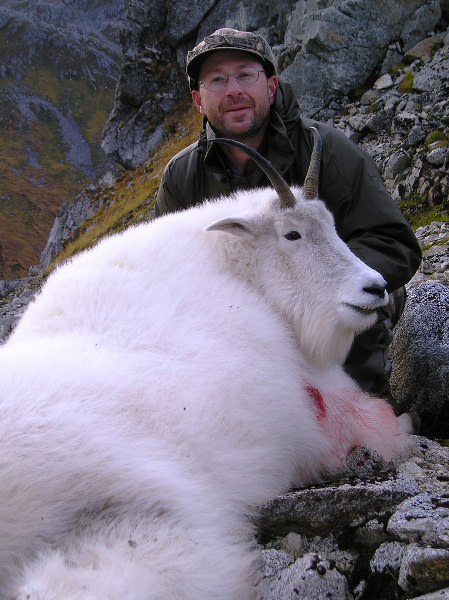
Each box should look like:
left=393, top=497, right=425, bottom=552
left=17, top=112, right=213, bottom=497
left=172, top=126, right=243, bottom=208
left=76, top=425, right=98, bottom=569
left=199, top=50, right=263, bottom=74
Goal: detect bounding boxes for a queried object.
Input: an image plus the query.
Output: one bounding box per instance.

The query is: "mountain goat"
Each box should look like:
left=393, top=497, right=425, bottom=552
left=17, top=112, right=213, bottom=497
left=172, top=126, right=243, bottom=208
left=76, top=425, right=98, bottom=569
left=0, top=130, right=409, bottom=599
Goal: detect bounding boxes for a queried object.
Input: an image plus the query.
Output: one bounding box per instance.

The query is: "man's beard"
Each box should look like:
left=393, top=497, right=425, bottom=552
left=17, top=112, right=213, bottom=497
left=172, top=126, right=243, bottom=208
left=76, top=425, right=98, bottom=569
left=210, top=97, right=270, bottom=142
left=216, top=117, right=267, bottom=142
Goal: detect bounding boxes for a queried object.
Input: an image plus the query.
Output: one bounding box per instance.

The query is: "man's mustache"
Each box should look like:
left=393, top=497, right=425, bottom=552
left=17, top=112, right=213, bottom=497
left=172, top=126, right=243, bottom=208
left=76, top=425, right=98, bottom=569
left=221, top=96, right=255, bottom=111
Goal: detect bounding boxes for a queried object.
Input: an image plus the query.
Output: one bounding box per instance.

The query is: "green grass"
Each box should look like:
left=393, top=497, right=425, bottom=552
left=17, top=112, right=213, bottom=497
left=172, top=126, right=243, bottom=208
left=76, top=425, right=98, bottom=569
left=398, top=70, right=414, bottom=94
left=400, top=200, right=449, bottom=230
left=425, top=130, right=449, bottom=149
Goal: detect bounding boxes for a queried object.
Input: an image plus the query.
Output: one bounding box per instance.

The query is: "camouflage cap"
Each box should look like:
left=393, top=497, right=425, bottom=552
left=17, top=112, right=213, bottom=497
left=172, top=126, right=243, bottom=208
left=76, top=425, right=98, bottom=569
left=186, top=28, right=276, bottom=90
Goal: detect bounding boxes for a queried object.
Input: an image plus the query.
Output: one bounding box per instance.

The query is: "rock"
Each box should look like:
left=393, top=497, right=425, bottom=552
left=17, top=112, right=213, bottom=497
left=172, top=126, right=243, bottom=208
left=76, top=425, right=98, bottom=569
left=398, top=544, right=449, bottom=595
left=370, top=541, right=405, bottom=574
left=353, top=519, right=391, bottom=548
left=413, top=47, right=449, bottom=91
left=403, top=33, right=446, bottom=64
left=384, top=149, right=412, bottom=179
left=412, top=590, right=449, bottom=599
left=360, top=89, right=380, bottom=105
left=405, top=125, right=428, bottom=147
left=0, top=279, right=27, bottom=300
left=255, top=475, right=419, bottom=538
left=427, top=147, right=448, bottom=165
left=278, top=532, right=305, bottom=557
left=388, top=493, right=449, bottom=547
left=392, top=111, right=420, bottom=133
left=374, top=73, right=394, bottom=90
left=391, top=282, right=449, bottom=437
left=40, top=192, right=105, bottom=270
left=259, top=548, right=295, bottom=578
left=259, top=551, right=352, bottom=600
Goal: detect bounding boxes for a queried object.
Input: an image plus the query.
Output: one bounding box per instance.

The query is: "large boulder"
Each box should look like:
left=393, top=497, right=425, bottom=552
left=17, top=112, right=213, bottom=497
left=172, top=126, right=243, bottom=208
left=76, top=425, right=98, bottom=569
left=391, top=281, right=449, bottom=437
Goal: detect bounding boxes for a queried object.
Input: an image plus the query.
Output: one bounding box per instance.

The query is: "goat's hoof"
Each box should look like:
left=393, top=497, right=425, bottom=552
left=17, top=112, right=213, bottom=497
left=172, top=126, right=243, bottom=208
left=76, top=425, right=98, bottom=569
left=398, top=411, right=420, bottom=435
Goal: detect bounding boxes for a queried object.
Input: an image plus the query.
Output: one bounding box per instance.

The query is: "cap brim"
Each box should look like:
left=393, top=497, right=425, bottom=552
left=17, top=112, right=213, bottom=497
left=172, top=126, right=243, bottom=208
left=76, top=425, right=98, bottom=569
left=187, top=47, right=275, bottom=82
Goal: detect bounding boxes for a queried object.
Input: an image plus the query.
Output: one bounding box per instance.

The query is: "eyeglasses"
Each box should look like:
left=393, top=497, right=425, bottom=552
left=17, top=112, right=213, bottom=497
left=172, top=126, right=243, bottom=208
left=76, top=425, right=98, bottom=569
left=199, top=67, right=266, bottom=92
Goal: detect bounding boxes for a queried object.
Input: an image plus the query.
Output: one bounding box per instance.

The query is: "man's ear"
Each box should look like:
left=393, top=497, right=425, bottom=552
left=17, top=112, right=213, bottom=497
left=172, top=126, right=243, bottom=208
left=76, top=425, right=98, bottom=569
left=192, top=90, right=205, bottom=114
left=268, top=75, right=278, bottom=105
left=205, top=216, right=257, bottom=239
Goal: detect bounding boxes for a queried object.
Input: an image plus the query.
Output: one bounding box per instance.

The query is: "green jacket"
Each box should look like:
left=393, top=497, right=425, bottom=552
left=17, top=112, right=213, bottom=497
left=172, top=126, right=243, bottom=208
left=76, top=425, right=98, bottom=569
left=155, top=80, right=421, bottom=291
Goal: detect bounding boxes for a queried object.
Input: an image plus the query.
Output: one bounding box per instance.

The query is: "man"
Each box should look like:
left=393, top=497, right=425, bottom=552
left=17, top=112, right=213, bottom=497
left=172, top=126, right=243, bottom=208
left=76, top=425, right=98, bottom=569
left=155, top=28, right=422, bottom=400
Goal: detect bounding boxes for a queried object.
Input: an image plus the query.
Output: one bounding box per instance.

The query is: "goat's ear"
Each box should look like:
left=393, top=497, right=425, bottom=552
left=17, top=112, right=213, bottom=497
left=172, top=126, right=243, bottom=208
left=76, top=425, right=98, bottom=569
left=205, top=217, right=257, bottom=239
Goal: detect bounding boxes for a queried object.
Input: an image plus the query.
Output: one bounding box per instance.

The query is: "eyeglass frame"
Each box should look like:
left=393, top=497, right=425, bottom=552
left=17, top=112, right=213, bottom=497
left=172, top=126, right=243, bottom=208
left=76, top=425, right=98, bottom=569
left=198, top=67, right=267, bottom=92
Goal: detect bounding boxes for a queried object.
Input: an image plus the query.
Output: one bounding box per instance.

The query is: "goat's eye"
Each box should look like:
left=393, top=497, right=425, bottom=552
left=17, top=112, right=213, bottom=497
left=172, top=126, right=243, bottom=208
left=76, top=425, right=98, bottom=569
left=284, top=231, right=301, bottom=241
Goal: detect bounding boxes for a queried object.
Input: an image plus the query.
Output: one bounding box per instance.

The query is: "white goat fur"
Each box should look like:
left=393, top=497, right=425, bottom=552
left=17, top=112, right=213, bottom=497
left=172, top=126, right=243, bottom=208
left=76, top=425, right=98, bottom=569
left=0, top=187, right=409, bottom=599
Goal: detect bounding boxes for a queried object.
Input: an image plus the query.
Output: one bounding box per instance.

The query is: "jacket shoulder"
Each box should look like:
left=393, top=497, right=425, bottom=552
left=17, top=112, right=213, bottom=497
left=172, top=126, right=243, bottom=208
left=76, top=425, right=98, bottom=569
left=164, top=140, right=202, bottom=174
left=156, top=140, right=204, bottom=215
left=298, top=117, right=355, bottom=150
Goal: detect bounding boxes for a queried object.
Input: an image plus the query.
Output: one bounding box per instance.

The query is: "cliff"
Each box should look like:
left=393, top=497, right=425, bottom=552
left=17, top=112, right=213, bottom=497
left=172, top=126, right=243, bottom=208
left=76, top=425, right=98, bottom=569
left=0, top=0, right=126, bottom=278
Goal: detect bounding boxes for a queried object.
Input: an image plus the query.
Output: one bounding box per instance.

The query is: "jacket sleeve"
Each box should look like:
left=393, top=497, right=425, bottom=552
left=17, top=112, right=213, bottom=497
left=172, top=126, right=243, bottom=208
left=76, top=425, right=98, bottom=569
left=155, top=163, right=184, bottom=217
left=314, top=123, right=422, bottom=292
left=154, top=141, right=202, bottom=217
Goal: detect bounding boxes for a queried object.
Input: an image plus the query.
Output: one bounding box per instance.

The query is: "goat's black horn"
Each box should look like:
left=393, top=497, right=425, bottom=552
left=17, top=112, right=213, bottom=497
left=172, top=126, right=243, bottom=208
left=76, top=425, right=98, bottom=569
left=303, top=127, right=323, bottom=200
left=211, top=137, right=296, bottom=208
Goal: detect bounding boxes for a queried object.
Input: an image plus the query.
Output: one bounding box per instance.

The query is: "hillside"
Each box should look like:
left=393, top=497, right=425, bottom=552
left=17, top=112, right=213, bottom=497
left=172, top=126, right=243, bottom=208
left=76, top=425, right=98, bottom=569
left=0, top=0, right=126, bottom=279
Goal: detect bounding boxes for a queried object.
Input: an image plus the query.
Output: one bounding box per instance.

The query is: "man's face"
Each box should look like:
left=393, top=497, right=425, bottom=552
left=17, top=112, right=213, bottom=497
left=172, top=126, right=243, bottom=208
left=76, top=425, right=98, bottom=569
left=191, top=50, right=278, bottom=141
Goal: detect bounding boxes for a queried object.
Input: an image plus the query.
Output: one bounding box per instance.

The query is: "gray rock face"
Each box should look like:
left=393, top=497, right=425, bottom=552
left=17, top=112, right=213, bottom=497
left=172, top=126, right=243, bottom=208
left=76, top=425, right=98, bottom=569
left=39, top=190, right=106, bottom=270
left=391, top=282, right=449, bottom=437
left=281, top=0, right=441, bottom=116
left=255, top=477, right=418, bottom=539
left=101, top=0, right=187, bottom=168
left=326, top=34, right=449, bottom=227
left=0, top=276, right=41, bottom=342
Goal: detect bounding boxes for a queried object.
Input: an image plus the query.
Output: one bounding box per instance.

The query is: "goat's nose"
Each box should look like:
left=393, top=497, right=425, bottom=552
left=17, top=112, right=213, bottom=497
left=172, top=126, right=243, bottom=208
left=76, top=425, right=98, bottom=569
left=363, top=282, right=387, bottom=299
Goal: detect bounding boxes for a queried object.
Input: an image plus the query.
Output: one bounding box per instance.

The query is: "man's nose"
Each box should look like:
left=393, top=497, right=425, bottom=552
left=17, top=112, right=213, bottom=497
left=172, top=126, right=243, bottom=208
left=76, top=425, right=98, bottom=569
left=224, top=75, right=244, bottom=93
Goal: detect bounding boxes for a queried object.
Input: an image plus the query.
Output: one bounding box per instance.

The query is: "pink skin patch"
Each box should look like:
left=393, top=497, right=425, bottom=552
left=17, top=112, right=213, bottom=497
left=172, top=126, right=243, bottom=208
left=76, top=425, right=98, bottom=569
left=304, top=382, right=407, bottom=467
left=306, top=385, right=327, bottom=421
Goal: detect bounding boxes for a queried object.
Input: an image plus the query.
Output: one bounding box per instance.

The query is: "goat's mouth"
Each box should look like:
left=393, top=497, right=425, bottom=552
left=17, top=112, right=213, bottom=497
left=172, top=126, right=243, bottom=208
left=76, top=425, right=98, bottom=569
left=344, top=303, right=378, bottom=315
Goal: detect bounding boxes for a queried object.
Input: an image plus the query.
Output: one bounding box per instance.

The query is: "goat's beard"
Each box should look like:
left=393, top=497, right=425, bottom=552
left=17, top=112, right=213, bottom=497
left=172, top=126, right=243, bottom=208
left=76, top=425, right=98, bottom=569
left=291, top=306, right=356, bottom=368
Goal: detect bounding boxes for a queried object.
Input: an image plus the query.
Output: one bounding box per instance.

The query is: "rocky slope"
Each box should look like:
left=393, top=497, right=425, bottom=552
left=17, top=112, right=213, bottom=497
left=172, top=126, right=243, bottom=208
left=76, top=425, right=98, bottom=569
left=257, top=436, right=449, bottom=600
left=0, top=0, right=126, bottom=279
